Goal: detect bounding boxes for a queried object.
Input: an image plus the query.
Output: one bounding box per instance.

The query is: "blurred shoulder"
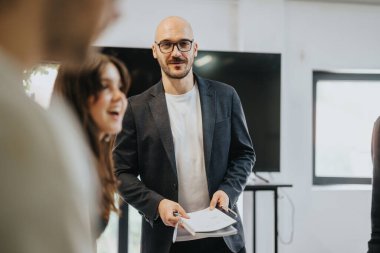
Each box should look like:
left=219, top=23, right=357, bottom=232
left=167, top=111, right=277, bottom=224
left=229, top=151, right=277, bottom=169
left=375, top=116, right=380, bottom=127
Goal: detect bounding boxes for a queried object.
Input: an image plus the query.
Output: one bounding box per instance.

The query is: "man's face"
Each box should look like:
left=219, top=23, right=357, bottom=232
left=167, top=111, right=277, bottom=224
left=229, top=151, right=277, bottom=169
left=152, top=21, right=198, bottom=80
left=42, top=0, right=118, bottom=63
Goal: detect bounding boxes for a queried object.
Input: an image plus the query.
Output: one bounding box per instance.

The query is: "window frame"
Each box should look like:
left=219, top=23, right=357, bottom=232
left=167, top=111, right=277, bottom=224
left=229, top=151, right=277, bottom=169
left=118, top=203, right=129, bottom=253
left=312, top=71, right=380, bottom=185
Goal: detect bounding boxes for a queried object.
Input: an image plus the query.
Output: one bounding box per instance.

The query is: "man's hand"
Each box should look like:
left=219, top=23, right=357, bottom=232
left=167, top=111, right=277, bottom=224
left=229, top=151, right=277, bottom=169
left=209, top=190, right=229, bottom=211
left=158, top=199, right=189, bottom=227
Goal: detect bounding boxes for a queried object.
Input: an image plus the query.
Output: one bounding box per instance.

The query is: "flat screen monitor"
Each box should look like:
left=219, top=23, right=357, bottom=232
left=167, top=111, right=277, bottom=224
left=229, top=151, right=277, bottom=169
left=102, top=47, right=281, bottom=172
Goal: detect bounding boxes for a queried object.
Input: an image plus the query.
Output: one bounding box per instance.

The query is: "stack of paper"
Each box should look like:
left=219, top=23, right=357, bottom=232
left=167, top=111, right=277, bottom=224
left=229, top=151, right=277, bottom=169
left=173, top=208, right=237, bottom=242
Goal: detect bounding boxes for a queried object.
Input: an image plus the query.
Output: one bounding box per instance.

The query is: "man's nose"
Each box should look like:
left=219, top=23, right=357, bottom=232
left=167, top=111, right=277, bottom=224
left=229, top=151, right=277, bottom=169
left=171, top=44, right=182, bottom=57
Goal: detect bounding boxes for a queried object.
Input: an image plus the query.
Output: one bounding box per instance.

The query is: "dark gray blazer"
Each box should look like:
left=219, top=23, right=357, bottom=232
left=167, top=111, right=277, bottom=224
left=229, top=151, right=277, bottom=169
left=114, top=74, right=256, bottom=253
left=368, top=117, right=380, bottom=253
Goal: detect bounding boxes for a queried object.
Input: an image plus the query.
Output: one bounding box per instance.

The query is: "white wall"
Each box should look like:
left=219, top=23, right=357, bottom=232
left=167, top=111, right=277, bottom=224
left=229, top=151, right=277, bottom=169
left=96, top=0, right=380, bottom=252
left=96, top=0, right=284, bottom=52
left=280, top=2, right=380, bottom=253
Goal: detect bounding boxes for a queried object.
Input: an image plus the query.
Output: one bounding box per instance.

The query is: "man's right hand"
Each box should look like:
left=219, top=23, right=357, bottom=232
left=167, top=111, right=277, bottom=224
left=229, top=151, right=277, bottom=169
left=158, top=199, right=189, bottom=227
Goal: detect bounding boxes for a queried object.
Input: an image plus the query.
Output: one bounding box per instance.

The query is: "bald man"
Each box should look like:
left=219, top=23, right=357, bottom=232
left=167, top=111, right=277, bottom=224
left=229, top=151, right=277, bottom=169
left=0, top=0, right=118, bottom=252
left=114, top=16, right=255, bottom=253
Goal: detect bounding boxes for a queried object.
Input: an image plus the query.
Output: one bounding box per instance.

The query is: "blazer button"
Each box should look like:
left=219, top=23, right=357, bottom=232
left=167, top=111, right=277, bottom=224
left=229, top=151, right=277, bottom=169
left=173, top=183, right=178, bottom=190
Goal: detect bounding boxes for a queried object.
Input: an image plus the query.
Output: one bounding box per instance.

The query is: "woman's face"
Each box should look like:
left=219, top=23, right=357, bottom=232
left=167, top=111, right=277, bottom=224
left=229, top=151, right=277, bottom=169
left=88, top=62, right=127, bottom=138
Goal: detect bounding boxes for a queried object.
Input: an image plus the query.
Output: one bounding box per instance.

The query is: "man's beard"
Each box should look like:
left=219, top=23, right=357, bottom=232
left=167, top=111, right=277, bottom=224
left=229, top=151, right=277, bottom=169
left=159, top=56, right=193, bottom=79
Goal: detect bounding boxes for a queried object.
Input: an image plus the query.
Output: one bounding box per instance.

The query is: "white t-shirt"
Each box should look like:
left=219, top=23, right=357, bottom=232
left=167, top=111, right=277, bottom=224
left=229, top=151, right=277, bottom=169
left=165, top=83, right=210, bottom=240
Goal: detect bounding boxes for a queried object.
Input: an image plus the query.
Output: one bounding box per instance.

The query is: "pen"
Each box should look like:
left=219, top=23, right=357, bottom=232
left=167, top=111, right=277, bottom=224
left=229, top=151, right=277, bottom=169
left=173, top=211, right=196, bottom=236
left=219, top=205, right=238, bottom=217
left=172, top=219, right=179, bottom=243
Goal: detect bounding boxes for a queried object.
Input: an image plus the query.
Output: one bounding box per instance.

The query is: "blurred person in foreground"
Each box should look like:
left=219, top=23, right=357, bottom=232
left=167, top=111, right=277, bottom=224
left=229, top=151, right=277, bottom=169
left=54, top=53, right=130, bottom=238
left=114, top=16, right=255, bottom=253
left=368, top=117, right=380, bottom=253
left=0, top=0, right=119, bottom=252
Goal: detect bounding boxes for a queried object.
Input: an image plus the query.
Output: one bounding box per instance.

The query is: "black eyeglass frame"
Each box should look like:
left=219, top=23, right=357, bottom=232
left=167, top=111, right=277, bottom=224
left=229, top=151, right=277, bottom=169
left=154, top=39, right=194, bottom=54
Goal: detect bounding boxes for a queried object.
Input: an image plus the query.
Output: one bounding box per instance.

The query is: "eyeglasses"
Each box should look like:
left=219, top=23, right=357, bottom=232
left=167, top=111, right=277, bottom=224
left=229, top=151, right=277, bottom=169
left=155, top=39, right=194, bottom=54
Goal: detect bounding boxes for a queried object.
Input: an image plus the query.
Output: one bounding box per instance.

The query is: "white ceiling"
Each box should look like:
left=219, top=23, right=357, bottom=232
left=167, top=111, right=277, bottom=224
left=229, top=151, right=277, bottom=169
left=289, top=0, right=380, bottom=5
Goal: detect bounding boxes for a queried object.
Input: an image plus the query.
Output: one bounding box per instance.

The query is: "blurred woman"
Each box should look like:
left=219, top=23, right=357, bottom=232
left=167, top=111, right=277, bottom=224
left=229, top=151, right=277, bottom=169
left=54, top=53, right=131, bottom=237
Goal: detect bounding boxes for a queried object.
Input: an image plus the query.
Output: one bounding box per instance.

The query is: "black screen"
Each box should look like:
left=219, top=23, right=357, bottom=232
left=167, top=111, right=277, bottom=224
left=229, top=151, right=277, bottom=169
left=102, top=47, right=281, bottom=172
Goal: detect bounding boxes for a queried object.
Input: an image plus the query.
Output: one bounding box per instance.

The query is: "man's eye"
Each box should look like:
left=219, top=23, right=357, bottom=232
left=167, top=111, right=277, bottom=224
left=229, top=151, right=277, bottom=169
left=161, top=42, right=172, bottom=49
left=179, top=41, right=189, bottom=47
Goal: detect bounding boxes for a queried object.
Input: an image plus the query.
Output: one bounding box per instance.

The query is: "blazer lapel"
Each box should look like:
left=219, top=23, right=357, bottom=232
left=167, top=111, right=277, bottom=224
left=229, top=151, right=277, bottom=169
left=196, top=75, right=215, bottom=178
left=148, top=82, right=177, bottom=177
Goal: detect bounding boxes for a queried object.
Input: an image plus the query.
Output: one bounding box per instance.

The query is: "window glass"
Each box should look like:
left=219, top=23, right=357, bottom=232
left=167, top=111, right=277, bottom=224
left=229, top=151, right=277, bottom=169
left=313, top=72, right=380, bottom=184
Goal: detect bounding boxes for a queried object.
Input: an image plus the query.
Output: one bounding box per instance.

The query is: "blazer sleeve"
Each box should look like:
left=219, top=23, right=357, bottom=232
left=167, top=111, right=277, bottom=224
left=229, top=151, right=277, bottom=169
left=218, top=89, right=256, bottom=208
left=369, top=117, right=380, bottom=253
left=113, top=103, right=164, bottom=225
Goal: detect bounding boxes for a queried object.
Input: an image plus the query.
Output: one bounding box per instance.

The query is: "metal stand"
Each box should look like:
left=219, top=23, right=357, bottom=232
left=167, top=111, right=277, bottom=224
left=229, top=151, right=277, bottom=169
left=245, top=184, right=292, bottom=253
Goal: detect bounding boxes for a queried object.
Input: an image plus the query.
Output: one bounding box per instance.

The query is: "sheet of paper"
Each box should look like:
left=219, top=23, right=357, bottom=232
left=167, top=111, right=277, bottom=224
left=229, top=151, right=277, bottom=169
left=184, top=208, right=236, bottom=232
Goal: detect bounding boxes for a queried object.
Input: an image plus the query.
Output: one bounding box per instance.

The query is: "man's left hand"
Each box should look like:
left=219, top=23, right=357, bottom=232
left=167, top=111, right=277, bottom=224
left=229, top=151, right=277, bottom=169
left=209, top=190, right=229, bottom=211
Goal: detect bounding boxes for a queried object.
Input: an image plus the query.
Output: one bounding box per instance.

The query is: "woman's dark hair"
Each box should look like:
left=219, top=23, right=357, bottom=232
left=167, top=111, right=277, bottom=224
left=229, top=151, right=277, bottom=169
left=54, top=53, right=131, bottom=221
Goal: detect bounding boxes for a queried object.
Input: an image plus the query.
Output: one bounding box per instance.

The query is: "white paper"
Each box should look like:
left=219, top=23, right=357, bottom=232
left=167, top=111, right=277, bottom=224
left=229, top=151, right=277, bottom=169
left=184, top=208, right=237, bottom=233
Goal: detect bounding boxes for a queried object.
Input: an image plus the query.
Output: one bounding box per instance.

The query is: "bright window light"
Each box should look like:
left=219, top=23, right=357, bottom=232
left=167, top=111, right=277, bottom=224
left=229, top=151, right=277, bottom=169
left=313, top=71, right=380, bottom=184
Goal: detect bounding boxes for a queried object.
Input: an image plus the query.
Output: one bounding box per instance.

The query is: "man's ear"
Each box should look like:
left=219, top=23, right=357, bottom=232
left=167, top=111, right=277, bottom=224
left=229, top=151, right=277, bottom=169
left=152, top=44, right=157, bottom=59
left=193, top=41, right=198, bottom=57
